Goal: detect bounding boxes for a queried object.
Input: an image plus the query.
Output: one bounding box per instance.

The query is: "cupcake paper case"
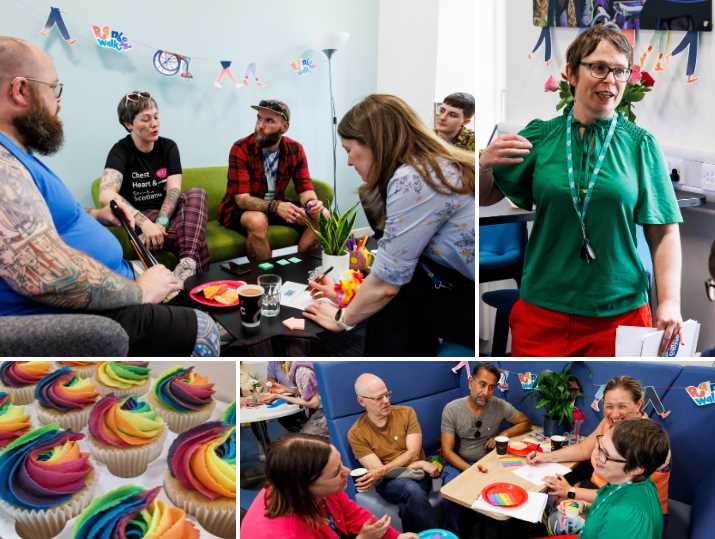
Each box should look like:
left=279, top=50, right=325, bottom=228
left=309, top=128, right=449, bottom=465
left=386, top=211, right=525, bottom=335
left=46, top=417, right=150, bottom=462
left=35, top=367, right=100, bottom=432
left=54, top=362, right=97, bottom=380
left=72, top=485, right=199, bottom=539
left=148, top=366, right=216, bottom=433
left=0, top=361, right=52, bottom=405
left=87, top=394, right=166, bottom=478
left=0, top=391, right=31, bottom=448
left=164, top=421, right=236, bottom=538
left=95, top=361, right=151, bottom=398
left=0, top=424, right=95, bottom=539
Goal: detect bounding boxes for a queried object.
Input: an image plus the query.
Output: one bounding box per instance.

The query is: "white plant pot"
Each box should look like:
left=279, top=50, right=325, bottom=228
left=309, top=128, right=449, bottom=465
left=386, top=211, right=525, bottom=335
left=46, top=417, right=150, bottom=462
left=321, top=251, right=350, bottom=279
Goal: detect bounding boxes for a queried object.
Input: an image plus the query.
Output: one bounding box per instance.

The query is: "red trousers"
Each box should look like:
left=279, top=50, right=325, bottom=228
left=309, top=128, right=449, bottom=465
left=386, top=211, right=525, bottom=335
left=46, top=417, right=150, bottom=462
left=510, top=299, right=652, bottom=357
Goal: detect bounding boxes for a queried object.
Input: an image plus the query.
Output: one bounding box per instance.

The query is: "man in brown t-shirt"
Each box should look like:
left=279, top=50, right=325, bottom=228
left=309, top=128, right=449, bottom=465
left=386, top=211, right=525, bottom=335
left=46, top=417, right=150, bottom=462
left=347, top=373, right=439, bottom=532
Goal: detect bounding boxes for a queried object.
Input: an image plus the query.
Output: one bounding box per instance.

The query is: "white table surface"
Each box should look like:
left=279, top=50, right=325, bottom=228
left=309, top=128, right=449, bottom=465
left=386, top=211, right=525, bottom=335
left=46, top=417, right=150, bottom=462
left=239, top=402, right=301, bottom=423
left=0, top=388, right=231, bottom=539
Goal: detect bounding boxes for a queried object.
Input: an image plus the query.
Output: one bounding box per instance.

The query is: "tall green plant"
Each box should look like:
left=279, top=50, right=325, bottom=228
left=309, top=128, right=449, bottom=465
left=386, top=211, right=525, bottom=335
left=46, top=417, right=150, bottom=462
left=309, top=202, right=359, bottom=256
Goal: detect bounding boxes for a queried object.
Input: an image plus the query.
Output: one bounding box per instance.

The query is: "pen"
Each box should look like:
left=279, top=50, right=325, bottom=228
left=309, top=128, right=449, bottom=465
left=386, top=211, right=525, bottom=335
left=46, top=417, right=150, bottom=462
left=305, top=266, right=334, bottom=292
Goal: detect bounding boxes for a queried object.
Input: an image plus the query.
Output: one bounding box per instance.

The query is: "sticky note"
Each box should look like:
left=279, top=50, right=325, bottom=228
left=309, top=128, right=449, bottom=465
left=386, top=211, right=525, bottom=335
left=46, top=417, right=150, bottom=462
left=258, top=262, right=274, bottom=270
left=288, top=256, right=302, bottom=263
left=276, top=259, right=290, bottom=266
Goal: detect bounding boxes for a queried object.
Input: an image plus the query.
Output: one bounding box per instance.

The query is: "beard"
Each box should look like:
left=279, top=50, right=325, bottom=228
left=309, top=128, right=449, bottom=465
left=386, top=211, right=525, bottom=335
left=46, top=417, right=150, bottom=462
left=12, top=90, right=64, bottom=155
left=255, top=129, right=283, bottom=148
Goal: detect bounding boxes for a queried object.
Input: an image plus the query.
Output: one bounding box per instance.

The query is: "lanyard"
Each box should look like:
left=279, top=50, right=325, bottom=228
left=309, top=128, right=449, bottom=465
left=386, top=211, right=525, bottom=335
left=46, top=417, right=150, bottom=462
left=322, top=498, right=348, bottom=539
left=582, top=481, right=633, bottom=529
left=565, top=110, right=618, bottom=260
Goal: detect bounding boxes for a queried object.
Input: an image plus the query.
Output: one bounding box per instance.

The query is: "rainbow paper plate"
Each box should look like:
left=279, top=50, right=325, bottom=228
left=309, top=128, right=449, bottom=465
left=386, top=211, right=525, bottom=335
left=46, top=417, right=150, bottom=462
left=482, top=482, right=528, bottom=508
left=417, top=530, right=459, bottom=539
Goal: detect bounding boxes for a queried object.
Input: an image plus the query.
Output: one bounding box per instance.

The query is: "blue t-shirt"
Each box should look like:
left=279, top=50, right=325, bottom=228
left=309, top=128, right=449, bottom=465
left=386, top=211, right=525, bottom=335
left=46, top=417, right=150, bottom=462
left=0, top=133, right=133, bottom=315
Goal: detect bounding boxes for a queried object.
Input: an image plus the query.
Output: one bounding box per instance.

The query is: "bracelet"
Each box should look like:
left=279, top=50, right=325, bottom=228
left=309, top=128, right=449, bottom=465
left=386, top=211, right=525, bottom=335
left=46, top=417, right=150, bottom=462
left=267, top=200, right=279, bottom=214
left=478, top=149, right=492, bottom=172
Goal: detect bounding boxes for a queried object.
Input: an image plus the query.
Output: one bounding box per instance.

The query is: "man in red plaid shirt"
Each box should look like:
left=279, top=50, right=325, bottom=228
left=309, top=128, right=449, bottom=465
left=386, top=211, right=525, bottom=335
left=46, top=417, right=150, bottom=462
left=217, top=100, right=328, bottom=261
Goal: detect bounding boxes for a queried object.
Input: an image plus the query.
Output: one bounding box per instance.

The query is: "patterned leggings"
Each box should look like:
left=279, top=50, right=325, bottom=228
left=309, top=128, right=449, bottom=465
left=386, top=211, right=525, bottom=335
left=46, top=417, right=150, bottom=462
left=144, top=187, right=210, bottom=271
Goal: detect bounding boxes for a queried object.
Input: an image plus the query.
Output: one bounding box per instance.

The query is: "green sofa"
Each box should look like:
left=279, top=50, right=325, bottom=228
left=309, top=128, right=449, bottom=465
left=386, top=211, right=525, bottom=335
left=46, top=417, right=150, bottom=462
left=91, top=167, right=333, bottom=267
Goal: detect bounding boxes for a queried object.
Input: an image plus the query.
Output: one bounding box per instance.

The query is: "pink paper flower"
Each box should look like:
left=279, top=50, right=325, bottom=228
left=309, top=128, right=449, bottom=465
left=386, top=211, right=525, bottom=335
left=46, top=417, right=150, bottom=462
left=628, top=64, right=642, bottom=84
left=544, top=75, right=559, bottom=92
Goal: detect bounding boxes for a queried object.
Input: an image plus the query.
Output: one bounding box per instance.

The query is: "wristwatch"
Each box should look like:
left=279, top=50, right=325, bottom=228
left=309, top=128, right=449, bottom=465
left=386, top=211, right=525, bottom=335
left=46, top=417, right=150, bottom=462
left=155, top=215, right=170, bottom=227
left=567, top=488, right=576, bottom=500
left=334, top=308, right=355, bottom=331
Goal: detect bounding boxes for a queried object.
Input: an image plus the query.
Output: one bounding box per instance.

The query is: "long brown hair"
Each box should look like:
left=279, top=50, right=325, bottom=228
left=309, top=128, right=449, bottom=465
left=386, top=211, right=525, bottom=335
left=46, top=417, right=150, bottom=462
left=338, top=94, right=474, bottom=231
left=264, top=433, right=332, bottom=528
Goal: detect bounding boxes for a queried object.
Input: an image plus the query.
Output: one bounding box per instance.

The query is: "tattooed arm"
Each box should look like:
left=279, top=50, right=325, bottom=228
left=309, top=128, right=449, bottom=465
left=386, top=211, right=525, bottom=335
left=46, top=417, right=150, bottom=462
left=234, top=193, right=270, bottom=212
left=98, top=167, right=144, bottom=223
left=158, top=174, right=181, bottom=223
left=0, top=151, right=143, bottom=310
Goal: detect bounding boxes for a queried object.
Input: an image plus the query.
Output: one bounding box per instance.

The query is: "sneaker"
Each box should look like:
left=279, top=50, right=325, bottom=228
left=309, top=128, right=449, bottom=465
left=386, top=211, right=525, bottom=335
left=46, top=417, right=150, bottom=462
left=173, top=257, right=197, bottom=286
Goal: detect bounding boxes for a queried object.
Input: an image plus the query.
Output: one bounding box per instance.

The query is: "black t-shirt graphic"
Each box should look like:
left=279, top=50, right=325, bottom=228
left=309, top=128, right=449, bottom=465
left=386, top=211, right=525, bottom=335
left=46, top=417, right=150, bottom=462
left=104, top=135, right=182, bottom=211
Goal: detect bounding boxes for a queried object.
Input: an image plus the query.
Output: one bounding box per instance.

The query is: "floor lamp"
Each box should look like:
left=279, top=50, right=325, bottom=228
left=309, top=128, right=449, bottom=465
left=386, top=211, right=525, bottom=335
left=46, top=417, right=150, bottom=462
left=319, top=31, right=350, bottom=211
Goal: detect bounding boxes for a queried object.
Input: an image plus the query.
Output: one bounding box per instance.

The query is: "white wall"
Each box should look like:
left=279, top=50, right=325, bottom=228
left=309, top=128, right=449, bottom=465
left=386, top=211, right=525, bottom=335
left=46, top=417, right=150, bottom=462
left=435, top=0, right=476, bottom=106
left=476, top=0, right=506, bottom=148
left=377, top=0, right=440, bottom=125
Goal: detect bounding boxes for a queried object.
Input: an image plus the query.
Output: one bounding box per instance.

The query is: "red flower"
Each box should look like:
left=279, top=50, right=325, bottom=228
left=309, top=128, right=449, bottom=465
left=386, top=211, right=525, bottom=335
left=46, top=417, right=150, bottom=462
left=641, top=71, right=655, bottom=88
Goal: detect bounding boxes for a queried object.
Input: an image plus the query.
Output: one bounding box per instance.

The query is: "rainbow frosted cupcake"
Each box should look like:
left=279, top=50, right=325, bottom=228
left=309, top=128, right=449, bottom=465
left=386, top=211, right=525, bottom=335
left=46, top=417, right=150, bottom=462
left=0, top=391, right=31, bottom=448
left=73, top=485, right=199, bottom=539
left=164, top=421, right=236, bottom=538
left=35, top=367, right=100, bottom=432
left=87, top=394, right=166, bottom=478
left=95, top=361, right=151, bottom=398
left=55, top=362, right=97, bottom=379
left=0, top=424, right=95, bottom=539
left=0, top=361, right=52, bottom=405
left=147, top=366, right=216, bottom=433
left=223, top=400, right=236, bottom=425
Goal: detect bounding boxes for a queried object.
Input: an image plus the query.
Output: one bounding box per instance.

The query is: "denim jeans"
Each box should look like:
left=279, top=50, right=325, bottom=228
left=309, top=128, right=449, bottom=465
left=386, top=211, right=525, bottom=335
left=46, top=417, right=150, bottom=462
left=375, top=474, right=438, bottom=532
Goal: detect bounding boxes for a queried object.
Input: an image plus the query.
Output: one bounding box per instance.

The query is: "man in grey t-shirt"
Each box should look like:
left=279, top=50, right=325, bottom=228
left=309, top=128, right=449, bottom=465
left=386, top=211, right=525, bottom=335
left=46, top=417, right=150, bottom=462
left=439, top=362, right=531, bottom=535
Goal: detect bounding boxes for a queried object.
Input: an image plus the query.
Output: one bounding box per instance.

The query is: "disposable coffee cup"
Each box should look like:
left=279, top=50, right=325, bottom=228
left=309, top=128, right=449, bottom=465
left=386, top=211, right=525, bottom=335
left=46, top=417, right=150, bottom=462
left=495, top=436, right=509, bottom=455
left=350, top=468, right=369, bottom=491
left=551, top=434, right=567, bottom=451
left=238, top=284, right=265, bottom=328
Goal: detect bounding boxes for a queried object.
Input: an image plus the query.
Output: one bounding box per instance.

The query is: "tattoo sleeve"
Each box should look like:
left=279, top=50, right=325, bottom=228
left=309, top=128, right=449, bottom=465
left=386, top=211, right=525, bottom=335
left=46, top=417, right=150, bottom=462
left=100, top=168, right=145, bottom=225
left=159, top=187, right=181, bottom=221
left=235, top=194, right=270, bottom=212
left=0, top=150, right=143, bottom=311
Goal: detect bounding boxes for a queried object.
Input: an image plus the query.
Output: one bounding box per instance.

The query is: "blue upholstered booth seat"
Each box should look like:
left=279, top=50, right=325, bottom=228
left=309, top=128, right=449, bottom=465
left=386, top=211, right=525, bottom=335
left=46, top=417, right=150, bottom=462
left=315, top=361, right=468, bottom=531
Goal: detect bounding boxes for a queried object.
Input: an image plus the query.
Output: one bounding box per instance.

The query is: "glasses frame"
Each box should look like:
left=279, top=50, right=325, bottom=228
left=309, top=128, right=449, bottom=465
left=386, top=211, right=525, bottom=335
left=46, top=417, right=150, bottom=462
left=123, top=91, right=152, bottom=105
left=359, top=390, right=392, bottom=402
left=595, top=435, right=627, bottom=465
left=705, top=278, right=715, bottom=302
left=13, top=76, right=63, bottom=99
left=580, top=62, right=632, bottom=82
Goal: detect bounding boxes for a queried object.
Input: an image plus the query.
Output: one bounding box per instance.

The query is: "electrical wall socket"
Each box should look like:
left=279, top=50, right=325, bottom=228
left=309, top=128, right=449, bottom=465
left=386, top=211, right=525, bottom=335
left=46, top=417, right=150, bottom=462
left=702, top=162, right=715, bottom=191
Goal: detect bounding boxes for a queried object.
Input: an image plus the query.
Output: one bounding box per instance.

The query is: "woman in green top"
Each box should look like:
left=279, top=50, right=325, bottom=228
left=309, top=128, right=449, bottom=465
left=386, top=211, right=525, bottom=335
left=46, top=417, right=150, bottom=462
left=579, top=418, right=670, bottom=539
left=479, top=26, right=683, bottom=356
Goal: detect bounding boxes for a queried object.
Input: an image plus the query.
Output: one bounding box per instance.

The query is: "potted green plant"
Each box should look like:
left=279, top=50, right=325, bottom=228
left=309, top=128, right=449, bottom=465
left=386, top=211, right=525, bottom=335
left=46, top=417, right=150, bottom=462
left=309, top=202, right=360, bottom=278
left=523, top=364, right=585, bottom=436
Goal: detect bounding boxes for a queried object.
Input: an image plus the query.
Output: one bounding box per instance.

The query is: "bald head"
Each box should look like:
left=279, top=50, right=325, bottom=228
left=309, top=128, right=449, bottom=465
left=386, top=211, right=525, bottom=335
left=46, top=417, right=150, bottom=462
left=354, top=373, right=386, bottom=396
left=0, top=36, right=43, bottom=79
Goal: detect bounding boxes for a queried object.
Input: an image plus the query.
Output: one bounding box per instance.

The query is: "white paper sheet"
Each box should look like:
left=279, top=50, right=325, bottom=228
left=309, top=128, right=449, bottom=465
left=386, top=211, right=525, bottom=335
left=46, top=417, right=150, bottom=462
left=511, top=462, right=572, bottom=486
left=616, top=319, right=701, bottom=357
left=280, top=281, right=314, bottom=310
left=472, top=490, right=549, bottom=523
left=0, top=388, right=230, bottom=539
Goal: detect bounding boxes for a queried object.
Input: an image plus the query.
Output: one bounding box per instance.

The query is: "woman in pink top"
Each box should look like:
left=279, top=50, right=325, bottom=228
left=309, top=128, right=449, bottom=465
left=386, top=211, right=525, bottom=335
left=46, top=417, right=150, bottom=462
left=241, top=433, right=420, bottom=539
left=527, top=376, right=671, bottom=514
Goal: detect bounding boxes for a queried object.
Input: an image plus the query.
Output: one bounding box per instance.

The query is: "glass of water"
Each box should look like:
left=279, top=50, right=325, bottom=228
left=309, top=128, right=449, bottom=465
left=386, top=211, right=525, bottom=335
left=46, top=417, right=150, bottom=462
left=257, top=274, right=282, bottom=317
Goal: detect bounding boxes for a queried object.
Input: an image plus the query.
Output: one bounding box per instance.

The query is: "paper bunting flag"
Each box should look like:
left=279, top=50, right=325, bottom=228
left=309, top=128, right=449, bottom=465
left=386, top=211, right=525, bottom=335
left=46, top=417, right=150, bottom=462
left=237, top=62, right=266, bottom=88
left=591, top=384, right=606, bottom=412
left=91, top=25, right=132, bottom=52
left=498, top=370, right=509, bottom=392
left=642, top=386, right=671, bottom=419
left=518, top=372, right=536, bottom=391
left=291, top=50, right=318, bottom=75
left=686, top=381, right=715, bottom=407
left=672, top=31, right=699, bottom=84
left=214, top=60, right=239, bottom=88
left=153, top=50, right=193, bottom=79
left=40, top=7, right=77, bottom=45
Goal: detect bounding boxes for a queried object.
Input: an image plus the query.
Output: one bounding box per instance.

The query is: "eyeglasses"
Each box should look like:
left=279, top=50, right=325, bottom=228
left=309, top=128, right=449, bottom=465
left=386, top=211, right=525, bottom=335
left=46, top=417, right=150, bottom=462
left=360, top=390, right=392, bottom=402
left=580, top=62, right=632, bottom=82
left=473, top=419, right=483, bottom=439
left=123, top=91, right=152, bottom=105
left=705, top=278, right=715, bottom=302
left=14, top=76, right=63, bottom=99
left=595, top=435, right=627, bottom=465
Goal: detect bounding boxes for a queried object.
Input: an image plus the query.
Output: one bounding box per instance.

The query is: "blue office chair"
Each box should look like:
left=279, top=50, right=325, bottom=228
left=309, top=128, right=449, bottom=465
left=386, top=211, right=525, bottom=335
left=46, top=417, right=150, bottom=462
left=479, top=222, right=527, bottom=285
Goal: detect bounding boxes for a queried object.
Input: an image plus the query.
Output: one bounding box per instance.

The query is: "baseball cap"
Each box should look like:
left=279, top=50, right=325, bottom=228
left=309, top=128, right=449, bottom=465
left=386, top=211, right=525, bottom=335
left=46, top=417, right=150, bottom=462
left=251, top=100, right=290, bottom=122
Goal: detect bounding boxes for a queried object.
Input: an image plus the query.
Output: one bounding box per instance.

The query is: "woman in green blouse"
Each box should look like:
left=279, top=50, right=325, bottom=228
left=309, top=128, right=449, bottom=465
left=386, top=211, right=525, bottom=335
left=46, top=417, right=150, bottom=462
left=479, top=26, right=683, bottom=356
left=578, top=418, right=670, bottom=539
